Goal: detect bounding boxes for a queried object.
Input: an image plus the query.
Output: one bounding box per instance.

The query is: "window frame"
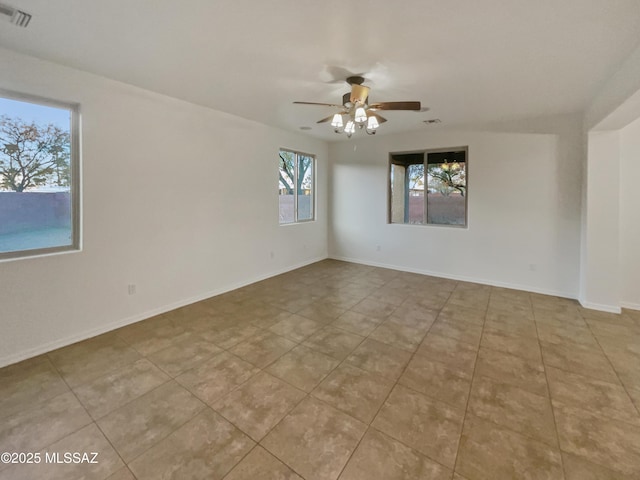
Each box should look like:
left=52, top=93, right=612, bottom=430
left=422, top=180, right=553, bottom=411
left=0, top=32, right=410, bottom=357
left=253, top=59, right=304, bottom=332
left=278, top=148, right=316, bottom=225
left=387, top=146, right=468, bottom=228
left=0, top=89, right=81, bottom=261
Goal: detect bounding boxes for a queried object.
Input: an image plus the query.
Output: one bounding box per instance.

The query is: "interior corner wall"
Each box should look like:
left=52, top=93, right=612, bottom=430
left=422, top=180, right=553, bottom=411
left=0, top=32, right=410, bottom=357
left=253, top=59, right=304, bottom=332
left=328, top=121, right=583, bottom=298
left=580, top=131, right=621, bottom=312
left=0, top=48, right=328, bottom=367
left=619, top=116, right=640, bottom=310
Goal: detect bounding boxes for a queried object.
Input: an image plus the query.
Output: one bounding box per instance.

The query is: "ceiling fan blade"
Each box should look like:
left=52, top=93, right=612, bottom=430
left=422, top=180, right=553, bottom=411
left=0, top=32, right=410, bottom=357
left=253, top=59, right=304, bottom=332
left=316, top=115, right=336, bottom=124
left=369, top=101, right=422, bottom=111
left=293, top=101, right=344, bottom=108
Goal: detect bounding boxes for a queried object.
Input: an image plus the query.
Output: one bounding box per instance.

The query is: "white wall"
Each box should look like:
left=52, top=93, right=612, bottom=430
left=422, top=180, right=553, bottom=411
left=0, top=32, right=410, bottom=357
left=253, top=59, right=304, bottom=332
left=619, top=116, right=640, bottom=309
left=0, top=48, right=328, bottom=367
left=328, top=119, right=583, bottom=298
left=580, top=131, right=620, bottom=311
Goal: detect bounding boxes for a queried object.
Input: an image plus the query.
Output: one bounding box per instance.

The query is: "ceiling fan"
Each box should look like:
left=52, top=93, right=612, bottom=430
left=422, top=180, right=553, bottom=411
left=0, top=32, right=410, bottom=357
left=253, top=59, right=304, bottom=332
left=294, top=76, right=421, bottom=137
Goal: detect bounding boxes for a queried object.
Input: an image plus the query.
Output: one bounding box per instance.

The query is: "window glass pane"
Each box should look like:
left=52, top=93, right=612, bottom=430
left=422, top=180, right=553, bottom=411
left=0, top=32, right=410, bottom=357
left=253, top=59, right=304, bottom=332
left=389, top=149, right=467, bottom=227
left=278, top=151, right=295, bottom=224
left=297, top=155, right=313, bottom=221
left=389, top=164, right=405, bottom=223
left=426, top=160, right=466, bottom=225
left=407, top=163, right=425, bottom=224
left=0, top=96, right=75, bottom=256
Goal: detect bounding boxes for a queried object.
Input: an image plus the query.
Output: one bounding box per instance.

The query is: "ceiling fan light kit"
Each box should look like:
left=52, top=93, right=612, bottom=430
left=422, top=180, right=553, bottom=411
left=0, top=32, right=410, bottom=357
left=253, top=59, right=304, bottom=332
left=294, top=75, right=422, bottom=138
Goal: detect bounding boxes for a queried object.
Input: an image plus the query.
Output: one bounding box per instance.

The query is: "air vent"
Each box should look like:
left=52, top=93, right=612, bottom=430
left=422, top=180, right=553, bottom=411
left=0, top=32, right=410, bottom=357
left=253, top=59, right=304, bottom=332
left=0, top=2, right=32, bottom=28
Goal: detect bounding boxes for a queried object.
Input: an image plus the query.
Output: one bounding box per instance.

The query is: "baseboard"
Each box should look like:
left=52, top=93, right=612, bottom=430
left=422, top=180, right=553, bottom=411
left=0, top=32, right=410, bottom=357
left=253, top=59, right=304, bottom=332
left=0, top=254, right=328, bottom=368
left=329, top=255, right=578, bottom=300
left=620, top=301, right=640, bottom=312
left=578, top=300, right=622, bottom=314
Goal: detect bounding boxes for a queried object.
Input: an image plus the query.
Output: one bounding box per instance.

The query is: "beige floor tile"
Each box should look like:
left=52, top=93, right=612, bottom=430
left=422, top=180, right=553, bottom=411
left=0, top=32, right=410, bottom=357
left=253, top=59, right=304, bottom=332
left=562, top=452, right=635, bottom=480
left=275, top=296, right=322, bottom=314
left=322, top=292, right=363, bottom=310
left=403, top=292, right=450, bottom=311
left=129, top=409, right=254, bottom=480
left=534, top=309, right=586, bottom=327
left=429, top=318, right=483, bottom=347
left=176, top=352, right=259, bottom=405
left=351, top=298, right=397, bottom=320
left=262, top=397, right=366, bottom=480
left=540, top=340, right=620, bottom=384
left=456, top=414, right=563, bottom=480
left=480, top=328, right=542, bottom=362
left=213, top=372, right=305, bottom=441
left=345, top=338, right=412, bottom=381
left=106, top=468, right=136, bottom=480
left=553, top=400, right=640, bottom=477
left=97, top=381, right=204, bottom=462
left=369, top=320, right=427, bottom=352
left=445, top=296, right=489, bottom=312
left=398, top=354, right=472, bottom=409
left=224, top=446, right=303, bottom=480
left=387, top=304, right=438, bottom=330
left=332, top=311, right=381, bottom=336
left=339, top=428, right=452, bottom=480
left=587, top=318, right=640, bottom=340
left=302, top=326, right=364, bottom=360
left=536, top=320, right=598, bottom=347
left=73, top=358, right=170, bottom=419
left=486, top=301, right=533, bottom=319
left=0, top=391, right=92, bottom=454
left=484, top=313, right=538, bottom=338
left=598, top=339, right=640, bottom=390
left=467, top=376, right=557, bottom=446
left=0, top=356, right=69, bottom=421
left=311, top=364, right=395, bottom=423
left=579, top=308, right=626, bottom=323
left=297, top=302, right=347, bottom=323
left=266, top=345, right=340, bottom=392
left=48, top=333, right=141, bottom=387
left=115, top=320, right=191, bottom=356
left=372, top=384, right=464, bottom=468
left=0, top=424, right=123, bottom=480
left=546, top=366, right=640, bottom=425
left=439, top=304, right=486, bottom=326
left=199, top=324, right=262, bottom=349
left=269, top=314, right=323, bottom=342
left=368, top=287, right=410, bottom=307
left=475, top=347, right=548, bottom=396
left=417, top=333, right=478, bottom=377
left=147, top=337, right=222, bottom=376
left=250, top=310, right=295, bottom=329
left=230, top=332, right=296, bottom=368
left=628, top=387, right=640, bottom=412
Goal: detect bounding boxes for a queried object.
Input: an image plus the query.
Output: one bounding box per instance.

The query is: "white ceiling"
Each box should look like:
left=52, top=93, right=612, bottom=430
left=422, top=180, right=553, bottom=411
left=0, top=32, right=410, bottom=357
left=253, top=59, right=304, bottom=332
left=2, top=0, right=640, bottom=140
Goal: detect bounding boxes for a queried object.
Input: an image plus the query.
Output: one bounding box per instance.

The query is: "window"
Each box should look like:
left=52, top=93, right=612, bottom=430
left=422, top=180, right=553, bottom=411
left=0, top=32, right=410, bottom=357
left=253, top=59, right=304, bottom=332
left=389, top=148, right=467, bottom=226
left=278, top=149, right=314, bottom=224
left=0, top=90, right=80, bottom=259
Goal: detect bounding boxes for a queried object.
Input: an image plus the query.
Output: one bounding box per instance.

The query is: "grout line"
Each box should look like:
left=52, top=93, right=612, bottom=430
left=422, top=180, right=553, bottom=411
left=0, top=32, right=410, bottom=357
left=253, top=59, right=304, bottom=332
left=450, top=285, right=490, bottom=477
left=532, top=295, right=570, bottom=480
left=580, top=314, right=640, bottom=420
left=333, top=279, right=460, bottom=479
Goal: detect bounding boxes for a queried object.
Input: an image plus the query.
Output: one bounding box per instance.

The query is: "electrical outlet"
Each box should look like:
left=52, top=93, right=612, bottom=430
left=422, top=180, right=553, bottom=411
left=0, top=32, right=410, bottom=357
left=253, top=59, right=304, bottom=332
left=529, top=264, right=537, bottom=272
left=127, top=284, right=136, bottom=295
left=376, top=245, right=381, bottom=252
left=270, top=251, right=275, bottom=259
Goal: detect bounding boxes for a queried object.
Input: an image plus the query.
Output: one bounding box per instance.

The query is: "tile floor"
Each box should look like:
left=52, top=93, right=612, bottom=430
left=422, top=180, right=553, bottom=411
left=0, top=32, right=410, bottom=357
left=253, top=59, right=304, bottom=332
left=1, top=259, right=640, bottom=479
